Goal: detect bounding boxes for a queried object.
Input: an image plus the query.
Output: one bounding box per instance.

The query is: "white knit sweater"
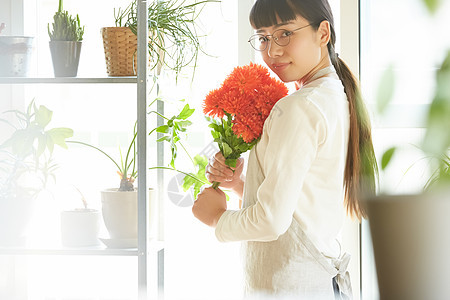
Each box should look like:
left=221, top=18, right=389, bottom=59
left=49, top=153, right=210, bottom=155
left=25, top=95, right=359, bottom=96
left=215, top=66, right=350, bottom=259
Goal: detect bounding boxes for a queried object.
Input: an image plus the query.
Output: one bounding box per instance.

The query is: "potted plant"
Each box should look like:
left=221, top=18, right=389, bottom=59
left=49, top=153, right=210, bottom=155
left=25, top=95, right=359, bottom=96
left=67, top=99, right=195, bottom=245
left=0, top=23, right=35, bottom=77
left=0, top=100, right=73, bottom=246
left=60, top=186, right=101, bottom=247
left=364, top=1, right=450, bottom=298
left=48, top=0, right=84, bottom=77
left=101, top=0, right=217, bottom=77
left=68, top=124, right=139, bottom=242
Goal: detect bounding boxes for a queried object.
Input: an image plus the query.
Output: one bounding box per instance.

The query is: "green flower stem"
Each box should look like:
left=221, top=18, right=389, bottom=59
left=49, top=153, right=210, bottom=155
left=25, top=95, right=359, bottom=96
left=179, top=141, right=195, bottom=166
left=148, top=166, right=208, bottom=185
left=148, top=127, right=158, bottom=136
left=212, top=181, right=220, bottom=189
left=148, top=110, right=170, bottom=121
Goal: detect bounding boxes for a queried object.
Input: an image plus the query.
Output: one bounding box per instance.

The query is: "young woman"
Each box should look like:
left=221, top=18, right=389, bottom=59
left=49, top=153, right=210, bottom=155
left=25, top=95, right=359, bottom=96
left=192, top=0, right=378, bottom=298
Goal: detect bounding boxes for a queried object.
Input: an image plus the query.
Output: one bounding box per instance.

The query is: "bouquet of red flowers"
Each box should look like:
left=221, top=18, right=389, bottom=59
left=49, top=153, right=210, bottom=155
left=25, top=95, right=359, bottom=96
left=203, top=62, right=289, bottom=188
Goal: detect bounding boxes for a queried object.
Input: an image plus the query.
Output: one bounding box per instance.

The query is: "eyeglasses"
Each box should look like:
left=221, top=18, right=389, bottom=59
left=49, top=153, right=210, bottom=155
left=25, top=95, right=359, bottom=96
left=248, top=24, right=313, bottom=51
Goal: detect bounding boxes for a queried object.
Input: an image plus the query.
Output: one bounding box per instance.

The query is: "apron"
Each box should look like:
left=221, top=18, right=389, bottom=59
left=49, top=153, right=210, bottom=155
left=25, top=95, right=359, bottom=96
left=241, top=148, right=353, bottom=299
left=242, top=219, right=352, bottom=299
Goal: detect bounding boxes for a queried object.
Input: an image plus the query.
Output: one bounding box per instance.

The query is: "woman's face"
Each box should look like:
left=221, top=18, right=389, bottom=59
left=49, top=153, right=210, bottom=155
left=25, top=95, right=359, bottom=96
left=254, top=16, right=330, bottom=83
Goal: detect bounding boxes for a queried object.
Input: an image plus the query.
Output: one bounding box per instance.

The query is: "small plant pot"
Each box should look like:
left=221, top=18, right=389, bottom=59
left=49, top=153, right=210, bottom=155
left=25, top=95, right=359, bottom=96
left=101, top=27, right=154, bottom=76
left=0, top=194, right=37, bottom=246
left=0, top=36, right=34, bottom=77
left=49, top=40, right=82, bottom=77
left=60, top=208, right=100, bottom=247
left=101, top=27, right=137, bottom=76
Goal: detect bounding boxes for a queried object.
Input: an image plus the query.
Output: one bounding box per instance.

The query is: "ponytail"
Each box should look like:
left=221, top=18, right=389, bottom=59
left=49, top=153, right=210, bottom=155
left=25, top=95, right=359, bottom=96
left=330, top=50, right=378, bottom=220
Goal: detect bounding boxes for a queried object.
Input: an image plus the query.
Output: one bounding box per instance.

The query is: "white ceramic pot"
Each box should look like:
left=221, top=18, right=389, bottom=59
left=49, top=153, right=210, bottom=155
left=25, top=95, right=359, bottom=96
left=60, top=208, right=100, bottom=247
left=101, top=188, right=157, bottom=241
left=101, top=188, right=138, bottom=239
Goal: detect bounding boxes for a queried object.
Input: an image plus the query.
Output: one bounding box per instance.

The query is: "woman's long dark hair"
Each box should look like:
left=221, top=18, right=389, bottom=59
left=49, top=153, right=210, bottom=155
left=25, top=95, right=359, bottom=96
left=250, top=0, right=378, bottom=220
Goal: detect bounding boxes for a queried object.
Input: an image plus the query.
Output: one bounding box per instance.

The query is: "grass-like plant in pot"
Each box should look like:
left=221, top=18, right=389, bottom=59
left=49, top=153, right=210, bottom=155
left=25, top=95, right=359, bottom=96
left=68, top=124, right=139, bottom=242
left=103, top=0, right=218, bottom=77
left=48, top=0, right=85, bottom=77
left=67, top=99, right=195, bottom=243
left=0, top=100, right=73, bottom=246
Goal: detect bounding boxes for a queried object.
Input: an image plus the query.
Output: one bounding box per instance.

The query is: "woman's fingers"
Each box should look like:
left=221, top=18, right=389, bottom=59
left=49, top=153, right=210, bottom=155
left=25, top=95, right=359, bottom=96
left=205, top=152, right=245, bottom=189
left=206, top=163, right=232, bottom=182
left=206, top=154, right=233, bottom=179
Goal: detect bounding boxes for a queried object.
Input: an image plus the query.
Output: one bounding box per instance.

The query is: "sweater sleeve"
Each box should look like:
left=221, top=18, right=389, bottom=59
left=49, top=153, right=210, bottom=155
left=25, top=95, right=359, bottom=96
left=215, top=95, right=327, bottom=242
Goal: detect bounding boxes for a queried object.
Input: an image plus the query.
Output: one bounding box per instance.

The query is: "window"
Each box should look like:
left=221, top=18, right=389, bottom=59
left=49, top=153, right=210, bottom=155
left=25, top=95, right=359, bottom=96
left=360, top=0, right=450, bottom=299
left=1, top=0, right=245, bottom=299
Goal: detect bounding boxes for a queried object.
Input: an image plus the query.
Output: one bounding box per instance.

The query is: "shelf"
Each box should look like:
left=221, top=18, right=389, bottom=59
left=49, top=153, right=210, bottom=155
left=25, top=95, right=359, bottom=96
left=0, top=246, right=138, bottom=256
left=0, top=241, right=163, bottom=256
left=0, top=76, right=138, bottom=84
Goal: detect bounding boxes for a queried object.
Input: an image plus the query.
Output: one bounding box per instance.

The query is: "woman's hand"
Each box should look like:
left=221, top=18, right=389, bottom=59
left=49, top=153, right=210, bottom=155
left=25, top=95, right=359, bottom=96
left=206, top=152, right=244, bottom=191
left=192, top=186, right=227, bottom=227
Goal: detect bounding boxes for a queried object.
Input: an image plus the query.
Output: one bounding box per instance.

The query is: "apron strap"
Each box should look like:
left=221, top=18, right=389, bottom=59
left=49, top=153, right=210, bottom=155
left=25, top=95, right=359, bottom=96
left=290, top=219, right=353, bottom=299
left=332, top=252, right=353, bottom=299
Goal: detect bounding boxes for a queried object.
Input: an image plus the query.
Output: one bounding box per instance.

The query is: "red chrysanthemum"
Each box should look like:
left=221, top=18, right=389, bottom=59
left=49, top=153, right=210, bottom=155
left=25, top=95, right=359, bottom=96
left=203, top=62, right=288, bottom=143
left=232, top=112, right=265, bottom=143
left=203, top=63, right=289, bottom=189
left=203, top=88, right=225, bottom=118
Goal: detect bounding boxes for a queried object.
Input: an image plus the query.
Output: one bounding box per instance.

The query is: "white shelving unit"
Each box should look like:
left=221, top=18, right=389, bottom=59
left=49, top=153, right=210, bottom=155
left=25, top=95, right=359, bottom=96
left=0, top=1, right=164, bottom=299
left=0, top=77, right=138, bottom=84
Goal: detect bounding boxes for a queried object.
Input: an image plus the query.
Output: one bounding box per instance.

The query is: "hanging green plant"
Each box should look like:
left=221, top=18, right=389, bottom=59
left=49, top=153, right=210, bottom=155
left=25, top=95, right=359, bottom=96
left=114, top=0, right=219, bottom=77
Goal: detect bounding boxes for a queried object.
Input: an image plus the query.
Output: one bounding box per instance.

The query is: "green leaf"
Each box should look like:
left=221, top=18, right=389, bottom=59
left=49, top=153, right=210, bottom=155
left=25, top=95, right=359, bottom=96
left=237, top=143, right=250, bottom=152
left=181, top=154, right=211, bottom=198
left=177, top=104, right=195, bottom=120
left=211, top=131, right=220, bottom=139
left=422, top=0, right=442, bottom=14
left=193, top=154, right=208, bottom=166
left=176, top=120, right=192, bottom=128
left=222, top=142, right=232, bottom=157
left=172, top=136, right=180, bottom=144
left=35, top=105, right=53, bottom=129
left=46, top=133, right=55, bottom=154
left=225, top=158, right=237, bottom=168
left=37, top=133, right=47, bottom=157
left=156, top=136, right=170, bottom=142
left=208, top=123, right=223, bottom=134
left=225, top=127, right=234, bottom=138
left=376, top=65, right=395, bottom=114
left=156, top=125, right=169, bottom=133
left=182, top=174, right=196, bottom=191
left=223, top=118, right=229, bottom=131
left=423, top=51, right=450, bottom=155
left=381, top=147, right=396, bottom=170
left=47, top=127, right=74, bottom=149
left=9, top=129, right=35, bottom=158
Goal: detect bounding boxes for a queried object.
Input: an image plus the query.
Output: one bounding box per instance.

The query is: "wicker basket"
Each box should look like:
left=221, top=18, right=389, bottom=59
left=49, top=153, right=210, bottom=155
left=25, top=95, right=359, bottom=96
left=101, top=27, right=138, bottom=76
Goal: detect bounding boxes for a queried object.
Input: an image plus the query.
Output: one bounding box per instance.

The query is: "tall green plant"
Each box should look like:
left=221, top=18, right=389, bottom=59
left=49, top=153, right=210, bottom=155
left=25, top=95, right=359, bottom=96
left=48, top=0, right=84, bottom=41
left=67, top=99, right=195, bottom=192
